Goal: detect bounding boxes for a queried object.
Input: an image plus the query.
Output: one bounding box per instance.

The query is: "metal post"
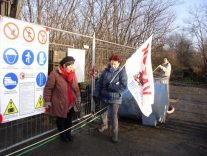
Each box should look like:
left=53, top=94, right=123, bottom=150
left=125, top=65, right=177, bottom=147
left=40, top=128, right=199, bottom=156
left=91, top=32, right=96, bottom=113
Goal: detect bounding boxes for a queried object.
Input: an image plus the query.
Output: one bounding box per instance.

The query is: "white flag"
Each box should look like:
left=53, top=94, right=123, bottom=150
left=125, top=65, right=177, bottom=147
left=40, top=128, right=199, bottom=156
left=125, top=36, right=154, bottom=117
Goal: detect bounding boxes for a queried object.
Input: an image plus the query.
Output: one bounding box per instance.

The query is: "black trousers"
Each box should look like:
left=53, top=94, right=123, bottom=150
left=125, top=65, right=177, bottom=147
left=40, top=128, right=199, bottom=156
left=56, top=108, right=75, bottom=138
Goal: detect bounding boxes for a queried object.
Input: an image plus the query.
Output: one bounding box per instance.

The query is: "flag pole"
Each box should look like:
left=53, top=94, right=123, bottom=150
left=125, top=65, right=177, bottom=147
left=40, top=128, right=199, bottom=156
left=91, top=32, right=96, bottom=113
left=153, top=66, right=159, bottom=73
left=109, top=64, right=126, bottom=83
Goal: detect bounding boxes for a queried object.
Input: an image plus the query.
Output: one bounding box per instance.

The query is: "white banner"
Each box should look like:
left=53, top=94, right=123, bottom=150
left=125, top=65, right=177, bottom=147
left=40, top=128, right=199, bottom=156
left=0, top=16, right=49, bottom=123
left=68, top=48, right=86, bottom=83
left=125, top=36, right=154, bottom=117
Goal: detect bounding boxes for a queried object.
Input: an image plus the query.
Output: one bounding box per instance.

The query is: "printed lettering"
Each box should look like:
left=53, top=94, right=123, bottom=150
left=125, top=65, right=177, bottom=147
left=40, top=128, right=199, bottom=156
left=142, top=43, right=149, bottom=65
left=141, top=43, right=151, bottom=95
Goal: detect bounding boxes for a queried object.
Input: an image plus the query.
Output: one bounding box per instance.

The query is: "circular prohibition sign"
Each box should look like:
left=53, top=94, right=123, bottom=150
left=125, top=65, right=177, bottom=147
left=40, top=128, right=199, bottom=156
left=3, top=22, right=19, bottom=40
left=23, top=26, right=35, bottom=42
left=38, top=30, right=47, bottom=44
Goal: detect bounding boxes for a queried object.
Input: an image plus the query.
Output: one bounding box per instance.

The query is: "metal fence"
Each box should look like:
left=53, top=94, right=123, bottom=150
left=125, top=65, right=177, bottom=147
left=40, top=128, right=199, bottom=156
left=0, top=24, right=135, bottom=155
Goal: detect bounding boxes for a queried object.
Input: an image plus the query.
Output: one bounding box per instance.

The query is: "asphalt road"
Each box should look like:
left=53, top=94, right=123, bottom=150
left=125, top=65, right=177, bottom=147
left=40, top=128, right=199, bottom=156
left=11, top=84, right=207, bottom=156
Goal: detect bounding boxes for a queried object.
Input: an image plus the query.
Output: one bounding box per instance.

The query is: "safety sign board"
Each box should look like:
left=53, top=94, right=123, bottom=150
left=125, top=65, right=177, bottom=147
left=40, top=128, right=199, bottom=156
left=37, top=51, right=47, bottom=66
left=35, top=95, right=44, bottom=109
left=3, top=22, right=19, bottom=40
left=22, top=49, right=34, bottom=65
left=38, top=30, right=47, bottom=44
left=36, top=72, right=47, bottom=87
left=0, top=16, right=49, bottom=123
left=3, top=48, right=19, bottom=65
left=4, top=99, right=18, bottom=115
left=3, top=72, right=18, bottom=90
left=23, top=26, right=35, bottom=42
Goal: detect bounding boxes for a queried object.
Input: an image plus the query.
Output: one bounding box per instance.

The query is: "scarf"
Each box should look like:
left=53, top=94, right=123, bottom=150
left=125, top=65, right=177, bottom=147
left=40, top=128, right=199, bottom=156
left=60, top=65, right=75, bottom=108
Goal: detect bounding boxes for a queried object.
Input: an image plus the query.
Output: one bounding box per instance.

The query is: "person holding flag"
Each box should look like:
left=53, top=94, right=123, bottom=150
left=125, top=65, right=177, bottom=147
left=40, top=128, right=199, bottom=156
left=94, top=36, right=154, bottom=141
left=93, top=54, right=128, bottom=143
left=157, top=58, right=175, bottom=114
left=158, top=58, right=171, bottom=78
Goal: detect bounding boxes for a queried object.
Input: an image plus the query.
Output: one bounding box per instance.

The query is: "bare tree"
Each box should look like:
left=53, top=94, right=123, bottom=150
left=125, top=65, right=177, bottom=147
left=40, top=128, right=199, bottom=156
left=37, top=0, right=43, bottom=24
left=76, top=0, right=176, bottom=47
left=19, top=0, right=176, bottom=48
left=186, top=4, right=207, bottom=80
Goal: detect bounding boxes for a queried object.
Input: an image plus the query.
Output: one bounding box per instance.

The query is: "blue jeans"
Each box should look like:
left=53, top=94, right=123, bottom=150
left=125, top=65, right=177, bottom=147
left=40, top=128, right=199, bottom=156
left=100, top=101, right=119, bottom=141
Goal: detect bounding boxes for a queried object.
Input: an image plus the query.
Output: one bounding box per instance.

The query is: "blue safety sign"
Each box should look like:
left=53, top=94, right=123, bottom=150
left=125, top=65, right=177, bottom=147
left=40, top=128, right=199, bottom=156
left=36, top=72, right=46, bottom=87
left=3, top=48, right=18, bottom=65
left=22, top=49, right=34, bottom=65
left=3, top=73, right=18, bottom=89
left=37, top=51, right=47, bottom=66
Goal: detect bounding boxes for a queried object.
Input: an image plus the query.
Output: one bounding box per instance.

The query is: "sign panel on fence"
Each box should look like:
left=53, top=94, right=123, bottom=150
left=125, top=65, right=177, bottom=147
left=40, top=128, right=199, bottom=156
left=68, top=48, right=86, bottom=82
left=0, top=16, right=49, bottom=123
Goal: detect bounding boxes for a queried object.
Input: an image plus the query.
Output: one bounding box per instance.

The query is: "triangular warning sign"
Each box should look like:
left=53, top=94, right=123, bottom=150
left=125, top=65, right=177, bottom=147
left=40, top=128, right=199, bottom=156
left=4, top=99, right=18, bottom=115
left=35, top=95, right=44, bottom=109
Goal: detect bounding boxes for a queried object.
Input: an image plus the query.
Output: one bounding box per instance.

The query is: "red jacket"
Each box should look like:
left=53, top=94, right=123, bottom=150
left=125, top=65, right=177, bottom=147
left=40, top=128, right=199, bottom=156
left=43, top=67, right=80, bottom=118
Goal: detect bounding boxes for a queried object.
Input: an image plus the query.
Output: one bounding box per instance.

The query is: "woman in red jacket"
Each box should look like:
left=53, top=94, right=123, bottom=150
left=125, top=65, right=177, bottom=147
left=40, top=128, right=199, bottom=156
left=43, top=56, right=81, bottom=142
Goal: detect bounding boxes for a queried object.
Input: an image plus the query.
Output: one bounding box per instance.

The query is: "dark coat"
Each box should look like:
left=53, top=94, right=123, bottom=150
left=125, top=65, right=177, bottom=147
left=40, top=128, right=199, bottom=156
left=94, top=66, right=127, bottom=104
left=43, top=67, right=80, bottom=118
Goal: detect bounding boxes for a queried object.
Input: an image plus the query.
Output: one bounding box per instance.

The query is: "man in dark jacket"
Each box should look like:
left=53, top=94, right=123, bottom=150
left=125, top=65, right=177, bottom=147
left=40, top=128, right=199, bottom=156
left=94, top=54, right=128, bottom=143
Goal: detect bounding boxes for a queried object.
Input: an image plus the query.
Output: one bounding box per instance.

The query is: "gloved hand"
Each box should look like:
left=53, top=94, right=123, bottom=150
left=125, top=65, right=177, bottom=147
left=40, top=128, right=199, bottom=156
left=105, top=83, right=110, bottom=88
left=44, top=102, right=52, bottom=107
left=44, top=102, right=52, bottom=112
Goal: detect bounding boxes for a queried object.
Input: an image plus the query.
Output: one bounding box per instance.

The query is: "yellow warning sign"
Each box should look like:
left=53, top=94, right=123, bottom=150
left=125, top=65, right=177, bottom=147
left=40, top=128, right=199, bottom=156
left=4, top=99, right=18, bottom=115
left=35, top=95, right=44, bottom=109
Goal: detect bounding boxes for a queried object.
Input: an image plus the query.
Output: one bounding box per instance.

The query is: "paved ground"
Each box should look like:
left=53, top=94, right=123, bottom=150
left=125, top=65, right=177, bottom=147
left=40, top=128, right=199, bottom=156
left=11, top=84, right=207, bottom=156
